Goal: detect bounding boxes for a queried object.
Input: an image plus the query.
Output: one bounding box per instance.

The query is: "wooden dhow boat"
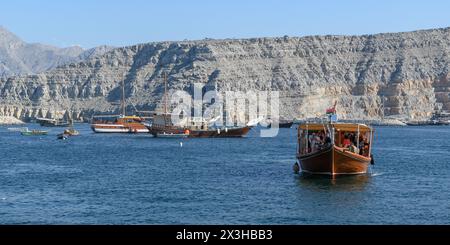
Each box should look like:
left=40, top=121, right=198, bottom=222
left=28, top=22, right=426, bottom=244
left=295, top=104, right=374, bottom=175
left=146, top=72, right=252, bottom=138
left=91, top=115, right=149, bottom=133
left=147, top=113, right=252, bottom=138
left=90, top=79, right=149, bottom=133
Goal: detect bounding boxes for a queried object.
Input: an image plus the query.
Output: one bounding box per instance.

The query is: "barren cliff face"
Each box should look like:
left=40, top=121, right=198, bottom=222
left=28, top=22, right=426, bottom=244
left=0, top=27, right=449, bottom=121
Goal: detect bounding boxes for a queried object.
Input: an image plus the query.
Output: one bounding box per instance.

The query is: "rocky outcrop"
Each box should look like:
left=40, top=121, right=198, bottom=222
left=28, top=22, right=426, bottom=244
left=0, top=26, right=113, bottom=78
left=0, top=116, right=24, bottom=125
left=1, top=27, right=449, bottom=122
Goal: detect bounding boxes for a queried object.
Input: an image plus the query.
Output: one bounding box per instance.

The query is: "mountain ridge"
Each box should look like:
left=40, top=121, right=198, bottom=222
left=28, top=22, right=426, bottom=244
left=0, top=26, right=113, bottom=77
left=1, top=27, right=449, bottom=122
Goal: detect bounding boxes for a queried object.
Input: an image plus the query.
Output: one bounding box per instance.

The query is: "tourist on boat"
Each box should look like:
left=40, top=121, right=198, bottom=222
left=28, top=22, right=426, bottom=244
left=342, top=134, right=352, bottom=148
left=363, top=138, right=371, bottom=157
left=307, top=137, right=312, bottom=153
left=318, top=134, right=324, bottom=149
left=358, top=135, right=366, bottom=155
left=349, top=141, right=360, bottom=154
left=310, top=133, right=319, bottom=153
left=349, top=133, right=356, bottom=145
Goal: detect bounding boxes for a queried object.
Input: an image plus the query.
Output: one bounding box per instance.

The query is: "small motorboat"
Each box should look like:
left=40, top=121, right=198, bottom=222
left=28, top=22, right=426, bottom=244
left=63, top=128, right=79, bottom=136
left=264, top=118, right=294, bottom=128
left=20, top=128, right=49, bottom=136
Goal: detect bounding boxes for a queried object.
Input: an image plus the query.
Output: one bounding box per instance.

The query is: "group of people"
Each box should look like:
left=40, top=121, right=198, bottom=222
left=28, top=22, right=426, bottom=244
left=304, top=131, right=332, bottom=154
left=300, top=130, right=370, bottom=157
left=341, top=132, right=370, bottom=156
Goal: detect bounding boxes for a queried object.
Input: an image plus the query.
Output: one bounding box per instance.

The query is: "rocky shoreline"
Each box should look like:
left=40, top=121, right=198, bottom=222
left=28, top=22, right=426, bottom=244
left=0, top=116, right=24, bottom=125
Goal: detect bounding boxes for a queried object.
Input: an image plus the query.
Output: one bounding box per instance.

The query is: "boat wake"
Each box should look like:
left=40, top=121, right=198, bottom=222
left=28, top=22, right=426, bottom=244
left=370, top=172, right=384, bottom=177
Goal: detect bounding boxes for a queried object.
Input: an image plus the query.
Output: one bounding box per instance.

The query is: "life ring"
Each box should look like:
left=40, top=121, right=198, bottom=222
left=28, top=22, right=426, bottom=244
left=184, top=129, right=190, bottom=135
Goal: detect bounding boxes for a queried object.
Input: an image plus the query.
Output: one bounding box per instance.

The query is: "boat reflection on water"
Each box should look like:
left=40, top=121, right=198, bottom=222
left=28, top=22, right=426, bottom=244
left=296, top=172, right=371, bottom=191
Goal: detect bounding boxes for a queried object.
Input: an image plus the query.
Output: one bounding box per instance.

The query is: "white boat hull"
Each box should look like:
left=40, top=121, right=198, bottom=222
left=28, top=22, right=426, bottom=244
left=91, top=124, right=149, bottom=133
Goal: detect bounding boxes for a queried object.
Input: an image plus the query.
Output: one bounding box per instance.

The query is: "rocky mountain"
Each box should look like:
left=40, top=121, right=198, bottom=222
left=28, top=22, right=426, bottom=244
left=0, top=27, right=449, bottom=122
left=0, top=26, right=113, bottom=78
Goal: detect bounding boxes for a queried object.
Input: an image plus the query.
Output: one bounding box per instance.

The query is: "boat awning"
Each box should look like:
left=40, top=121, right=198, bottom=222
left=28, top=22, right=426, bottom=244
left=298, top=123, right=373, bottom=132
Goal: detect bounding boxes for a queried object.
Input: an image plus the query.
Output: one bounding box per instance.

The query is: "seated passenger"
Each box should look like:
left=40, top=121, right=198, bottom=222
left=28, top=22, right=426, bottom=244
left=349, top=142, right=360, bottom=154
left=342, top=134, right=351, bottom=148
left=310, top=133, right=318, bottom=153
left=363, top=140, right=370, bottom=157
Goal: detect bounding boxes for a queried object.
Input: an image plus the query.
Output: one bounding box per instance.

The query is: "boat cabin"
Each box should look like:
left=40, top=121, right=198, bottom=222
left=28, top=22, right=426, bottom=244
left=297, top=123, right=374, bottom=158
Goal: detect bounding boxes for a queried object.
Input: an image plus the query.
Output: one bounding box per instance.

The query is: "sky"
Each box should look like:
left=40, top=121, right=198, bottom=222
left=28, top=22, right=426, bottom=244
left=1, top=0, right=449, bottom=48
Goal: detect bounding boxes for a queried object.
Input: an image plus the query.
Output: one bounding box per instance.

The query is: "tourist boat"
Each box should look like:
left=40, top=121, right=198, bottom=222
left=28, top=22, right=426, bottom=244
left=91, top=115, right=149, bottom=133
left=295, top=104, right=374, bottom=175
left=90, top=79, right=149, bottom=133
left=146, top=72, right=252, bottom=138
left=20, top=128, right=49, bottom=136
left=36, top=117, right=70, bottom=127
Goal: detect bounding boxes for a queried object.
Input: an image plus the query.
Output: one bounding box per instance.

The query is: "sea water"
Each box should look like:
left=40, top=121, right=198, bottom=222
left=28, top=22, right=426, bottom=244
left=0, top=124, right=449, bottom=224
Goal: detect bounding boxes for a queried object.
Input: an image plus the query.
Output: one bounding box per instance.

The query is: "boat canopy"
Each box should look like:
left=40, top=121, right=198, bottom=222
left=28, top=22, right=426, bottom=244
left=298, top=123, right=373, bottom=132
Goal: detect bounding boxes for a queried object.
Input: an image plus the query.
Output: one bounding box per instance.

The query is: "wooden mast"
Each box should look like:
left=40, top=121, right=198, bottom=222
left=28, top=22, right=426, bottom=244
left=121, top=79, right=126, bottom=116
left=164, top=71, right=168, bottom=115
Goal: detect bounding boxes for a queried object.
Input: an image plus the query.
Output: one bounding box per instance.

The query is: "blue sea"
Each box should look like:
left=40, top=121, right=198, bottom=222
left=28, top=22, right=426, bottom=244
left=0, top=124, right=449, bottom=224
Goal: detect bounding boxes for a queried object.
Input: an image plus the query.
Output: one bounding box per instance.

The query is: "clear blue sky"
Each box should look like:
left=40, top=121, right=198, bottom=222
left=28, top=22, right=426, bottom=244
left=1, top=0, right=449, bottom=48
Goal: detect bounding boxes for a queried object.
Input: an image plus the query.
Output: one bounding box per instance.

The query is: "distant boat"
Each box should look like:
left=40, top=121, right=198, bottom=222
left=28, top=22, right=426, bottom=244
left=147, top=114, right=252, bottom=138
left=146, top=72, right=252, bottom=138
left=90, top=78, right=149, bottom=133
left=20, top=128, right=48, bottom=136
left=57, top=128, right=79, bottom=140
left=36, top=117, right=70, bottom=127
left=63, top=128, right=79, bottom=136
left=91, top=115, right=149, bottom=133
left=265, top=118, right=294, bottom=128
left=279, top=121, right=294, bottom=128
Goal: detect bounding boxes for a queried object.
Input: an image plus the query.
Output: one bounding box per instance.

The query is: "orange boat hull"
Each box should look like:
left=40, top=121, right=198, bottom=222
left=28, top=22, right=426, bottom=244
left=297, top=146, right=370, bottom=175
